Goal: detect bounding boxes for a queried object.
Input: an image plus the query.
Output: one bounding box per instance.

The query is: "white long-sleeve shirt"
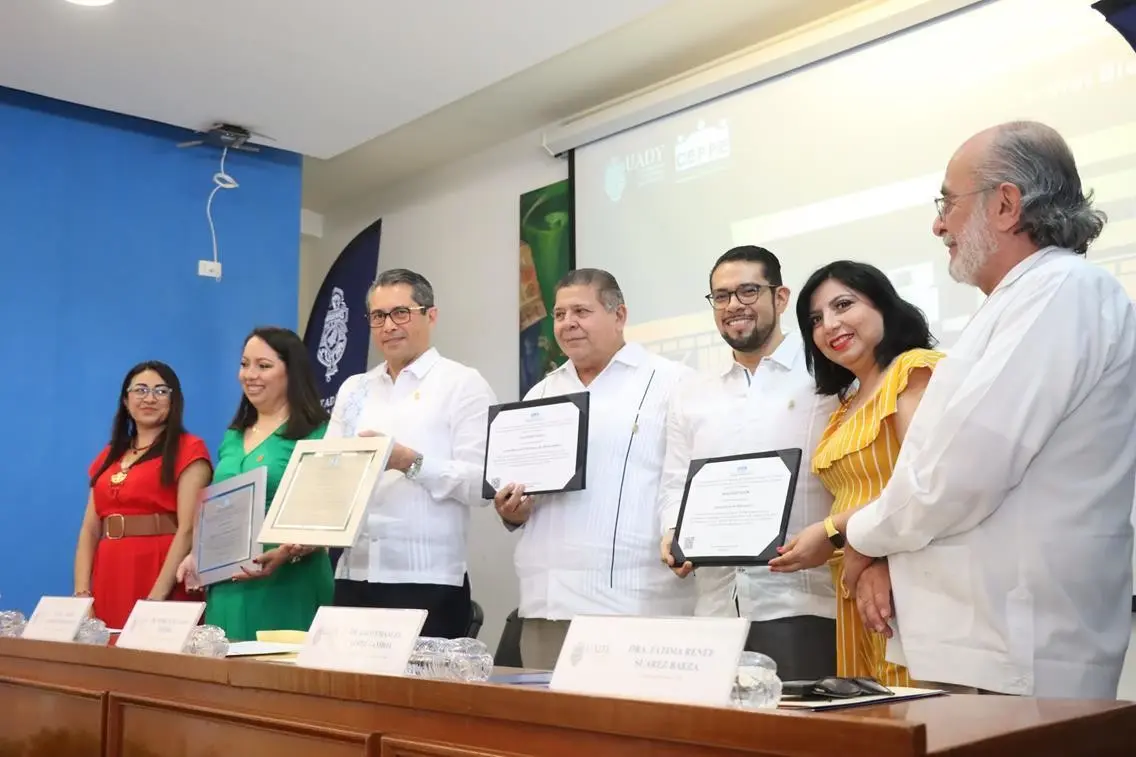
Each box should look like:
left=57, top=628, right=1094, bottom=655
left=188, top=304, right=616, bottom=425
left=328, top=348, right=498, bottom=586
left=660, top=334, right=838, bottom=621
left=513, top=343, right=698, bottom=619
left=847, top=247, right=1136, bottom=698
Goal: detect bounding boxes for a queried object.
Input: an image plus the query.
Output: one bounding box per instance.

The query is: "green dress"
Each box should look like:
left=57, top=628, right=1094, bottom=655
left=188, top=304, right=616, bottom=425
left=204, top=424, right=334, bottom=641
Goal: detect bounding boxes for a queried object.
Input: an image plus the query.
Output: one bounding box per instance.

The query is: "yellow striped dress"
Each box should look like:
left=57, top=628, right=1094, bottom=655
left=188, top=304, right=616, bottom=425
left=811, top=348, right=943, bottom=685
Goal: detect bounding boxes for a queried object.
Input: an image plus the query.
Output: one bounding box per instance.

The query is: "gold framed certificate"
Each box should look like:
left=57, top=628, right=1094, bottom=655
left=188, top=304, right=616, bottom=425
left=257, top=436, right=393, bottom=548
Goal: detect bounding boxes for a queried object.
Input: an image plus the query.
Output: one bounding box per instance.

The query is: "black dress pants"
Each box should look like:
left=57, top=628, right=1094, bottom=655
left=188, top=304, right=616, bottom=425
left=332, top=573, right=472, bottom=639
left=744, top=614, right=837, bottom=681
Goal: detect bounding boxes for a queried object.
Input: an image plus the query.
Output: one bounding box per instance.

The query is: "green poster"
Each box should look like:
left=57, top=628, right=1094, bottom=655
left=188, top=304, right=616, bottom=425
left=518, top=179, right=571, bottom=396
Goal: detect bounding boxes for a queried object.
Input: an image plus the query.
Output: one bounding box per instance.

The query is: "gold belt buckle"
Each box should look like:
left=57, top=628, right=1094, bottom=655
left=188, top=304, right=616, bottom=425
left=104, top=514, right=126, bottom=540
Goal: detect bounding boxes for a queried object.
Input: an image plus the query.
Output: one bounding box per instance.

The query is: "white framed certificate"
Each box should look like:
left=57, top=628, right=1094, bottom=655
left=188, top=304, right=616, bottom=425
left=482, top=392, right=589, bottom=497
left=670, top=449, right=801, bottom=567
left=257, top=436, right=393, bottom=548
left=195, top=467, right=267, bottom=586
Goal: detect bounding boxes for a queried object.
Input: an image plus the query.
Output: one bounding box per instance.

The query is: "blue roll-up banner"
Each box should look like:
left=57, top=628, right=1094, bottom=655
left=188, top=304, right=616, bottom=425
left=1095, top=0, right=1136, bottom=52
left=303, top=218, right=382, bottom=412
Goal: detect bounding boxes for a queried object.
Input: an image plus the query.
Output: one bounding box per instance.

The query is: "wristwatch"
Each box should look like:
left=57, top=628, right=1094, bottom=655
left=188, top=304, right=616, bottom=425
left=823, top=516, right=846, bottom=549
left=405, top=454, right=424, bottom=480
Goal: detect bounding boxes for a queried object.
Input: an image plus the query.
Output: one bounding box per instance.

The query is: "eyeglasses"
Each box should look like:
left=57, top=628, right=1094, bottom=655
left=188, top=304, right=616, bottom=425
left=367, top=305, right=429, bottom=327
left=705, top=284, right=777, bottom=310
left=128, top=385, right=172, bottom=400
left=934, top=186, right=995, bottom=221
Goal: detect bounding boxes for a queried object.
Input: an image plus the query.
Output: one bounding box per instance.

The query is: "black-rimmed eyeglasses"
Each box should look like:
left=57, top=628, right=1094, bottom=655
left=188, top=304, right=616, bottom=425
left=705, top=284, right=777, bottom=310
left=367, top=306, right=429, bottom=327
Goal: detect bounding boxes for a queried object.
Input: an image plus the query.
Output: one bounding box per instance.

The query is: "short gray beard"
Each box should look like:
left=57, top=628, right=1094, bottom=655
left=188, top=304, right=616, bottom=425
left=946, top=204, right=997, bottom=286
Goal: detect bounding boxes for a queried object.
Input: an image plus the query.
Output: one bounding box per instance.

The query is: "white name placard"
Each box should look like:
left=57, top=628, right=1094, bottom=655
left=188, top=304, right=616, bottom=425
left=550, top=616, right=748, bottom=706
left=22, top=596, right=94, bottom=642
left=296, top=607, right=427, bottom=675
left=116, top=601, right=205, bottom=654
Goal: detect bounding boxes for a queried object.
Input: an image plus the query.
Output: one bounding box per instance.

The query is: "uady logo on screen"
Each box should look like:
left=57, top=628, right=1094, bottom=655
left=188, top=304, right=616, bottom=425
left=604, top=144, right=667, bottom=202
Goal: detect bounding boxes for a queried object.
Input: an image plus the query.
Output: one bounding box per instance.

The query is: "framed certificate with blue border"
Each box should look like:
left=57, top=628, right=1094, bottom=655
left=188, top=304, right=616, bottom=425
left=195, top=466, right=268, bottom=586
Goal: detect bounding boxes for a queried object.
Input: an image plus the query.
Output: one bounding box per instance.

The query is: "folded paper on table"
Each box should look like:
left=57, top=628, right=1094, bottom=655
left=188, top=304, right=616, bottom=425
left=226, top=641, right=304, bottom=657
left=779, top=686, right=946, bottom=711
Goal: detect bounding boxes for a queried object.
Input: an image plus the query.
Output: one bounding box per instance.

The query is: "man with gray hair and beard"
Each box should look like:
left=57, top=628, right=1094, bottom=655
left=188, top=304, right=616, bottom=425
left=833, top=121, right=1136, bottom=698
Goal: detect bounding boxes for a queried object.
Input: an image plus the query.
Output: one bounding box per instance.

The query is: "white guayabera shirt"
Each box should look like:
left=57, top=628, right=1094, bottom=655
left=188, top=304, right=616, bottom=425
left=514, top=343, right=698, bottom=619
left=328, top=347, right=498, bottom=586
left=848, top=247, right=1136, bottom=698
left=659, top=334, right=838, bottom=621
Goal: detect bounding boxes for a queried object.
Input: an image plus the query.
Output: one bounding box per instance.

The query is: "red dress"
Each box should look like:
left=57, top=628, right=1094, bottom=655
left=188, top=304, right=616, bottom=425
left=88, top=435, right=211, bottom=629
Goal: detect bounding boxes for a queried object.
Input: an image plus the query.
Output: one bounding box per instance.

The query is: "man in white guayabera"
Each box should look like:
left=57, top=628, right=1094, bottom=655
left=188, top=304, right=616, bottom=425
left=838, top=121, right=1136, bottom=698
left=494, top=268, right=696, bottom=670
left=328, top=268, right=497, bottom=639
left=659, top=246, right=839, bottom=681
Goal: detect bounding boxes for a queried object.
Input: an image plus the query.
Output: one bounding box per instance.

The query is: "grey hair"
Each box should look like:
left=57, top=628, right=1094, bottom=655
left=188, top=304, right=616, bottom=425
left=976, top=121, right=1107, bottom=255
left=366, top=268, right=435, bottom=308
left=555, top=268, right=625, bottom=312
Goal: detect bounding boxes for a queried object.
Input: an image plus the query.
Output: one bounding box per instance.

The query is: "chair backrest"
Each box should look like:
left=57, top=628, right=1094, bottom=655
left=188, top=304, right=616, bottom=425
left=467, top=600, right=485, bottom=639
left=493, top=608, right=523, bottom=667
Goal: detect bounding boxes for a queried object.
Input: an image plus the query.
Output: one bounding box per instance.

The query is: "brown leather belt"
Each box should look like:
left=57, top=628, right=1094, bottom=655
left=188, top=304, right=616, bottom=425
left=101, top=513, right=178, bottom=540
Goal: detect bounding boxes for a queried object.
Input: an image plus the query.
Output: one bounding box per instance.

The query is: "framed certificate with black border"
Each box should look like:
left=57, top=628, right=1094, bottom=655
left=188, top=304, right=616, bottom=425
left=670, top=448, right=801, bottom=567
left=482, top=392, right=589, bottom=498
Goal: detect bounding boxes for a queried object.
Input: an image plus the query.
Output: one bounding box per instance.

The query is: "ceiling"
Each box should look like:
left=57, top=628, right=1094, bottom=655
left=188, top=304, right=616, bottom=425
left=0, top=0, right=869, bottom=213
left=304, top=0, right=869, bottom=211
left=0, top=0, right=675, bottom=158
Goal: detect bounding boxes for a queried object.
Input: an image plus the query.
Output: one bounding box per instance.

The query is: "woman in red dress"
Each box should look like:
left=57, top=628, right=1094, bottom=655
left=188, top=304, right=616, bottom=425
left=72, top=361, right=213, bottom=629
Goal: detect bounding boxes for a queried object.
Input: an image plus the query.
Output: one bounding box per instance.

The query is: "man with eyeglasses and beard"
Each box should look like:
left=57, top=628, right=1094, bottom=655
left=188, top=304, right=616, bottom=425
left=326, top=268, right=498, bottom=639
left=659, top=246, right=839, bottom=681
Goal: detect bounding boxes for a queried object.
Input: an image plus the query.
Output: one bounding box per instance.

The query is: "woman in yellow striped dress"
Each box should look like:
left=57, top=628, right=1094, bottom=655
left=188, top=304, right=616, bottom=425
left=770, top=261, right=943, bottom=685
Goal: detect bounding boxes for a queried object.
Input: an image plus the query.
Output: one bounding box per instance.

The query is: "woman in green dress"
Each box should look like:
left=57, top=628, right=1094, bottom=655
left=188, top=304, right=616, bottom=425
left=178, top=326, right=333, bottom=641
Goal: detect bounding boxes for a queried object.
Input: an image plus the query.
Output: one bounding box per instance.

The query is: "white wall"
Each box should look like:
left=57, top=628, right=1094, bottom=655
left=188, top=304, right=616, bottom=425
left=304, top=131, right=567, bottom=652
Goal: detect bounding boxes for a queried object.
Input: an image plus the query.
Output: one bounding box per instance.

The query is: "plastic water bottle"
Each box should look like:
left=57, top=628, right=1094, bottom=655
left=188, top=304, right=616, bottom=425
left=406, top=637, right=494, bottom=681
left=731, top=650, right=783, bottom=709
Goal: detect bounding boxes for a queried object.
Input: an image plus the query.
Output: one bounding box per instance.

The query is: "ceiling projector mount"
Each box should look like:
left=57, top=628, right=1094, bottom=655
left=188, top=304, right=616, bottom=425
left=177, top=123, right=272, bottom=152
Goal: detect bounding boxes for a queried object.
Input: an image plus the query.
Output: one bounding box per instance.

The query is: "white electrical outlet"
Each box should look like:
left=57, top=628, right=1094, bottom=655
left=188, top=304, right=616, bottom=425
left=197, top=260, right=222, bottom=279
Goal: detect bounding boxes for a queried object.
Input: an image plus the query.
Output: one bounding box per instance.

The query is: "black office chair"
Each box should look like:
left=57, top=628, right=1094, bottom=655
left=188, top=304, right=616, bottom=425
left=493, top=608, right=523, bottom=667
left=467, top=600, right=484, bottom=639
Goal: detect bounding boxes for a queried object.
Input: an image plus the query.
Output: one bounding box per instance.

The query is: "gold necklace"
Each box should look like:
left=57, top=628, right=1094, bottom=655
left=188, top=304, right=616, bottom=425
left=109, top=441, right=153, bottom=485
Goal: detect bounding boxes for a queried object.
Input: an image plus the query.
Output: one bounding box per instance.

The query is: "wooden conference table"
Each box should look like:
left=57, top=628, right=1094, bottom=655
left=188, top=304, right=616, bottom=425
left=0, top=638, right=1133, bottom=757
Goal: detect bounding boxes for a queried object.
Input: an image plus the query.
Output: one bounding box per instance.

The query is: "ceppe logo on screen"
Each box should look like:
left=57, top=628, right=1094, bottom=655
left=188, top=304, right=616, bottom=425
left=604, top=144, right=666, bottom=202
left=674, top=119, right=731, bottom=175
